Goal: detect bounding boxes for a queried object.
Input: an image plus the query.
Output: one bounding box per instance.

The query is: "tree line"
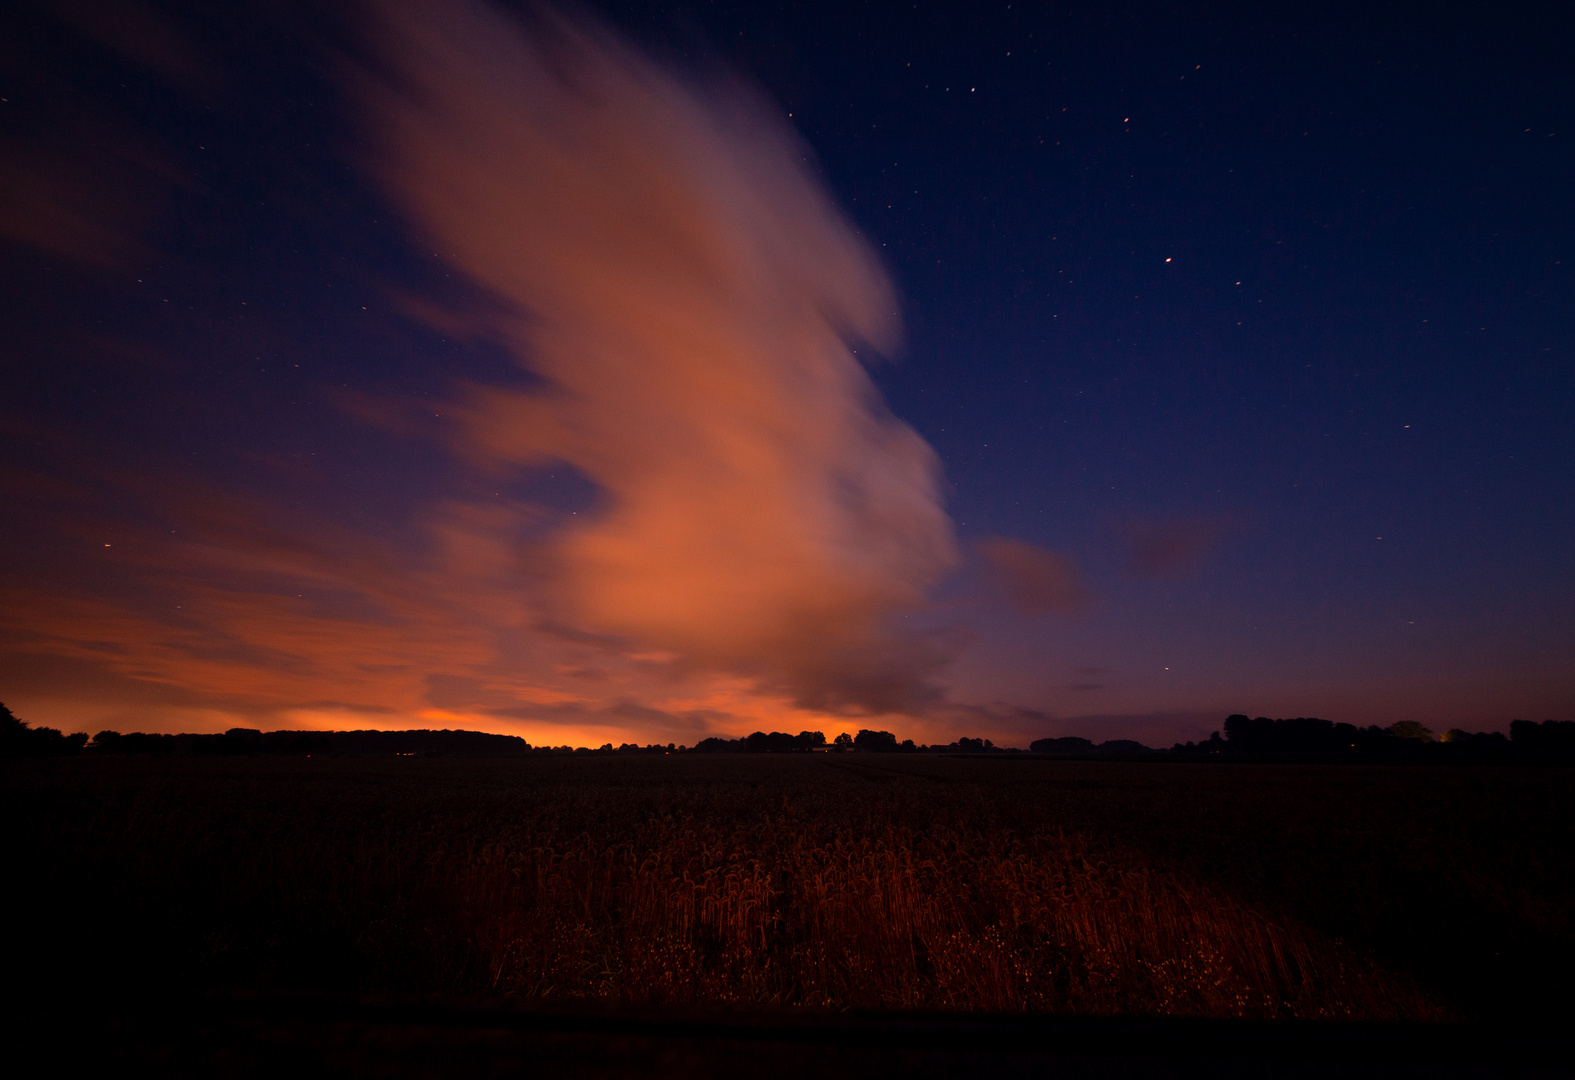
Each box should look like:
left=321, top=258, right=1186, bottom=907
left=692, top=730, right=1019, bottom=754
left=0, top=706, right=531, bottom=758
left=3, top=700, right=1571, bottom=761
left=1165, top=715, right=1575, bottom=761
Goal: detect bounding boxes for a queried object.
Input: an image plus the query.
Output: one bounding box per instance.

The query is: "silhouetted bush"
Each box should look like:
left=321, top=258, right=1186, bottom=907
left=1441, top=729, right=1508, bottom=748
left=1096, top=739, right=1154, bottom=756
left=1170, top=732, right=1227, bottom=756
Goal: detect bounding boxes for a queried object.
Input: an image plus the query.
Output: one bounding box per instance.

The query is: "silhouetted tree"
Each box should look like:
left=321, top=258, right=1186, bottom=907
left=1031, top=736, right=1095, bottom=755
left=740, top=730, right=826, bottom=753
left=0, top=701, right=87, bottom=757
left=1222, top=714, right=1257, bottom=748
left=1511, top=719, right=1575, bottom=757
left=853, top=729, right=898, bottom=753
left=1223, top=715, right=1370, bottom=754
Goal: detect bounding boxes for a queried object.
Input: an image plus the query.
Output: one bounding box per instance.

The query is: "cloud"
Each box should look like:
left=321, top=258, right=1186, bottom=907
left=357, top=1, right=957, bottom=714
left=2, top=1, right=973, bottom=746
left=976, top=537, right=1090, bottom=615
left=1122, top=518, right=1230, bottom=579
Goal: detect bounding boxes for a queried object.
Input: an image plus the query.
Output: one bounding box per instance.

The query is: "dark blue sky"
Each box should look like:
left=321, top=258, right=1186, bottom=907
left=1, top=0, right=1570, bottom=744
left=620, top=0, right=1575, bottom=728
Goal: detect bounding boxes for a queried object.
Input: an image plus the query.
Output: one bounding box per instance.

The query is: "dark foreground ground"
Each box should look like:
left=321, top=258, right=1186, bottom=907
left=5, top=755, right=1573, bottom=1075
left=19, top=996, right=1573, bottom=1078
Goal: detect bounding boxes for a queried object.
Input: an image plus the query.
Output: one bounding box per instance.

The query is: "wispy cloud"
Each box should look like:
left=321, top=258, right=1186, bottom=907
left=976, top=537, right=1090, bottom=615
left=1121, top=517, right=1234, bottom=579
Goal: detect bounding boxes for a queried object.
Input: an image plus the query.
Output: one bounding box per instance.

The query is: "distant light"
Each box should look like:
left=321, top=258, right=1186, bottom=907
left=1165, top=257, right=1172, bottom=262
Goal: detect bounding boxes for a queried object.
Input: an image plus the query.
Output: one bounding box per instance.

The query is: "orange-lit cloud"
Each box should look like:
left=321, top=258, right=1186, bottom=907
left=0, top=470, right=847, bottom=746
left=358, top=1, right=957, bottom=714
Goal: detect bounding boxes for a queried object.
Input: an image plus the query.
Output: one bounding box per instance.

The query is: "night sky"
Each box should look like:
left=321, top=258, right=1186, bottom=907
left=2, top=0, right=1570, bottom=749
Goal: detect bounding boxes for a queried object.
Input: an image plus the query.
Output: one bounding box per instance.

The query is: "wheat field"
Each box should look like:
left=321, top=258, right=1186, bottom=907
left=10, top=754, right=1570, bottom=1022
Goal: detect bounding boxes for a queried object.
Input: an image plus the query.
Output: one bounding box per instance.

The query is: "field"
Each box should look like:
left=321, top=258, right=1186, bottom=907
left=8, top=753, right=1572, bottom=1038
